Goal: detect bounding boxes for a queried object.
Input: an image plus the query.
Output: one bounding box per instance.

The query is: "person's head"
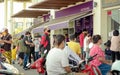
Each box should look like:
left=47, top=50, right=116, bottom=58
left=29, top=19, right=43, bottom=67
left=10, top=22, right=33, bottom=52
left=44, top=27, right=51, bottom=35
left=82, top=28, right=88, bottom=34
left=55, top=34, right=65, bottom=49
left=25, top=31, right=31, bottom=37
left=70, top=34, right=76, bottom=41
left=13, top=45, right=16, bottom=49
left=2, top=28, right=8, bottom=36
left=65, top=34, right=68, bottom=38
left=113, top=30, right=119, bottom=36
left=92, top=35, right=102, bottom=45
left=19, top=35, right=24, bottom=40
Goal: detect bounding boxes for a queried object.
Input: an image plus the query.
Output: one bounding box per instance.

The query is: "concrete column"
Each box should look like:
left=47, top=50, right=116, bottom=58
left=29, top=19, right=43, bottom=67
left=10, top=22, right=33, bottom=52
left=10, top=0, right=13, bottom=34
left=4, top=0, right=8, bottom=27
left=93, top=0, right=108, bottom=42
left=23, top=2, right=26, bottom=30
left=50, top=9, right=55, bottom=48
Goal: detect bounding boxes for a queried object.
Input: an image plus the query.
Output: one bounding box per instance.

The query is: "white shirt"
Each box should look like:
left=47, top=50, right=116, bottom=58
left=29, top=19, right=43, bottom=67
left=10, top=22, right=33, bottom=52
left=46, top=47, right=69, bottom=75
left=111, top=60, right=120, bottom=71
left=84, top=36, right=89, bottom=51
left=89, top=42, right=93, bottom=49
left=33, top=38, right=40, bottom=52
left=63, top=46, right=81, bottom=66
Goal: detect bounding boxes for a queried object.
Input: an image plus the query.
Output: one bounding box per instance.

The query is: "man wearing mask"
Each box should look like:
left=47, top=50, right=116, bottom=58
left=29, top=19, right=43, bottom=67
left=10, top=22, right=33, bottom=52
left=1, top=28, right=12, bottom=64
left=40, top=27, right=51, bottom=56
left=23, top=31, right=33, bottom=70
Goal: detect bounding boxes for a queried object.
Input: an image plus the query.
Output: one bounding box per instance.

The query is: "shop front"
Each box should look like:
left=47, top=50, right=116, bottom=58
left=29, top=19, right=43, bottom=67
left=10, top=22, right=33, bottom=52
left=102, top=0, right=120, bottom=38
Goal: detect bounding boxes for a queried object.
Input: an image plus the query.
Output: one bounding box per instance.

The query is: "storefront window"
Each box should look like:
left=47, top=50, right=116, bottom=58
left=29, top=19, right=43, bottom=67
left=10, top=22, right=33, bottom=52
left=110, top=9, right=120, bottom=31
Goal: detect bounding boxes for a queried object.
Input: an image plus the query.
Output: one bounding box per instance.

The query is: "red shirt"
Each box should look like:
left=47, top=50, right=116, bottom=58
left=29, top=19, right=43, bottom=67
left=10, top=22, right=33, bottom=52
left=79, top=33, right=84, bottom=47
left=90, top=44, right=105, bottom=67
left=40, top=32, right=48, bottom=48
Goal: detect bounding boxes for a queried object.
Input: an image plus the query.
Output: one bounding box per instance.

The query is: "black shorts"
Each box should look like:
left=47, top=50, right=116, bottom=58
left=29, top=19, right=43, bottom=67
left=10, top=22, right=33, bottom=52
left=19, top=52, right=24, bottom=59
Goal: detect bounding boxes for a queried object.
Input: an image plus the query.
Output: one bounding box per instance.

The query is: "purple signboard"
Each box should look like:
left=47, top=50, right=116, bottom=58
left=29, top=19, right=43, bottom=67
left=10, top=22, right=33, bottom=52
left=55, top=1, right=93, bottom=18
left=75, top=15, right=93, bottom=35
left=43, top=14, right=50, bottom=22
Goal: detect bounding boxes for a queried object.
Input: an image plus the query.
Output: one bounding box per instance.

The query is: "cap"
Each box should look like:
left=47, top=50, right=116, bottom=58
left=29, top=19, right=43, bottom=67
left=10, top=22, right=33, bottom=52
left=2, top=28, right=8, bottom=32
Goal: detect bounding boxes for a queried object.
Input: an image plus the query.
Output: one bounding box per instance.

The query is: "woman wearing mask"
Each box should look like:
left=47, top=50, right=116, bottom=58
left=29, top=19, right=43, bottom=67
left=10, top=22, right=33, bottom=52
left=46, top=34, right=71, bottom=75
left=90, top=35, right=111, bottom=75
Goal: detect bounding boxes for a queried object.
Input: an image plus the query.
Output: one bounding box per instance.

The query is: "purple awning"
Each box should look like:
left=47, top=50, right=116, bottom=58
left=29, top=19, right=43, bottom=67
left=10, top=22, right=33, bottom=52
left=32, top=26, right=44, bottom=34
left=48, top=21, right=69, bottom=30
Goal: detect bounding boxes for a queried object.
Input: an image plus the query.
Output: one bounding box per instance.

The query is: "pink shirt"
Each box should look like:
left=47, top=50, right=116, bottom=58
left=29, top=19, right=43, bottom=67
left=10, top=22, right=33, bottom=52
left=79, top=33, right=84, bottom=47
left=90, top=44, right=105, bottom=67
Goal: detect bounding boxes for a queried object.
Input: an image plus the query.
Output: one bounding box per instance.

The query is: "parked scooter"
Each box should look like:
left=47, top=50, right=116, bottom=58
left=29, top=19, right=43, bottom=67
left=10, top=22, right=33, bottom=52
left=0, top=48, right=22, bottom=75
left=111, top=60, right=120, bottom=75
left=71, top=54, right=102, bottom=75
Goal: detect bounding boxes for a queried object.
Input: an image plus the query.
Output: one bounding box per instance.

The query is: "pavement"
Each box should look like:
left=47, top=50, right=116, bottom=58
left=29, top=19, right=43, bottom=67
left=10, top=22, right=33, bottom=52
left=13, top=63, right=38, bottom=75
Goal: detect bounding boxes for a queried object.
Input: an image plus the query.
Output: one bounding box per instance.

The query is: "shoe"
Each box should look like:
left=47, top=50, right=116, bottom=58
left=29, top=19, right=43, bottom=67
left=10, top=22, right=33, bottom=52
left=23, top=67, right=28, bottom=70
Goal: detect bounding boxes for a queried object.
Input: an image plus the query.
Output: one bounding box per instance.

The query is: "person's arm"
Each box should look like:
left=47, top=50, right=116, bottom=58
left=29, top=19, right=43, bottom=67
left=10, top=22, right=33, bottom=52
left=64, top=66, right=72, bottom=73
left=98, top=57, right=111, bottom=65
left=0, top=40, right=4, bottom=43
left=77, top=43, right=82, bottom=58
left=61, top=52, right=72, bottom=73
left=3, top=35, right=12, bottom=44
left=25, top=40, right=32, bottom=45
left=3, top=39, right=12, bottom=44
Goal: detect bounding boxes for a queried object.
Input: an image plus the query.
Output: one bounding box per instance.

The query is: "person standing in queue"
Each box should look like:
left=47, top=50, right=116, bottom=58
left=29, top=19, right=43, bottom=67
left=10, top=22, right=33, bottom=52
left=23, top=31, right=33, bottom=70
left=110, top=30, right=120, bottom=63
left=79, top=29, right=88, bottom=59
left=17, top=35, right=26, bottom=66
left=67, top=34, right=81, bottom=57
left=1, top=28, right=12, bottom=64
left=40, top=27, right=51, bottom=56
left=29, top=34, right=35, bottom=64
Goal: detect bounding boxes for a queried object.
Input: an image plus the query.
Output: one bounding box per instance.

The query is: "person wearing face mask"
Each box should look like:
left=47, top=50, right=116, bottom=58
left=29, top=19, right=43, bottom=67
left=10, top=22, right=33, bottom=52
left=40, top=27, right=51, bottom=56
left=46, top=34, right=72, bottom=75
left=1, top=28, right=12, bottom=64
left=89, top=35, right=111, bottom=75
left=23, top=31, right=33, bottom=70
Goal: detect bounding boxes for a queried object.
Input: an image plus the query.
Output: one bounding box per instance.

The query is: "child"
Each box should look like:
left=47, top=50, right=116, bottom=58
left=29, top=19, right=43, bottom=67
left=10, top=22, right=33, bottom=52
left=104, top=40, right=112, bottom=60
left=11, top=45, right=17, bottom=64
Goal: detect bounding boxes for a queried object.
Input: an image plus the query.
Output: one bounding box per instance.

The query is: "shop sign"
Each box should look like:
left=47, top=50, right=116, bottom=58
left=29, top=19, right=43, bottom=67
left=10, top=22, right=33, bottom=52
left=102, top=0, right=120, bottom=8
left=55, top=1, right=93, bottom=18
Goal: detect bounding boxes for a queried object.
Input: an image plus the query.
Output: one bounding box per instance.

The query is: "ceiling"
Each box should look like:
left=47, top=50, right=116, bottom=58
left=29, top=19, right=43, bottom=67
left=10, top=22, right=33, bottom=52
left=12, top=9, right=49, bottom=18
left=29, top=0, right=86, bottom=9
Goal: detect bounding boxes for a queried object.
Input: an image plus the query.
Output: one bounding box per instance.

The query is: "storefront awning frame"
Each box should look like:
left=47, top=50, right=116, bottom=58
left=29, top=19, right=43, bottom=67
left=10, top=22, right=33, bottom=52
left=12, top=9, right=49, bottom=18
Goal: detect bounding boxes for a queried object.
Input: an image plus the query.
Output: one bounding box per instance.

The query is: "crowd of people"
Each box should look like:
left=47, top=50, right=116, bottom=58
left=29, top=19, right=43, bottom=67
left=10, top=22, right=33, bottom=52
left=0, top=27, right=120, bottom=75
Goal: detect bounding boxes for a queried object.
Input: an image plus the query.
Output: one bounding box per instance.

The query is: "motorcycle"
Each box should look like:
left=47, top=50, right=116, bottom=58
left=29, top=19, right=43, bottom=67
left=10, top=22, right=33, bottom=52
left=111, top=60, right=120, bottom=75
left=71, top=54, right=102, bottom=75
left=0, top=48, right=22, bottom=75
